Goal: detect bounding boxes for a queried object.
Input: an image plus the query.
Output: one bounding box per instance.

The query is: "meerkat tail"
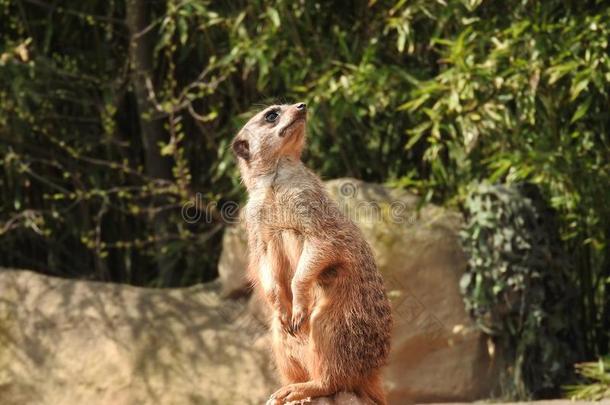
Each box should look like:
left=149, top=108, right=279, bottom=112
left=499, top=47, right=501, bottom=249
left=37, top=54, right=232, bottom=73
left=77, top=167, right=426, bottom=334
left=357, top=371, right=387, bottom=405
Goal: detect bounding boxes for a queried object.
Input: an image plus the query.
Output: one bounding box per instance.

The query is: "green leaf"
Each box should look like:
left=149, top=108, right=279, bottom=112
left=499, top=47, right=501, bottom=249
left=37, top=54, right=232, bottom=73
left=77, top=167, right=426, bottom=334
left=570, top=78, right=590, bottom=101
left=267, top=8, right=281, bottom=28
left=570, top=98, right=591, bottom=123
left=547, top=62, right=578, bottom=85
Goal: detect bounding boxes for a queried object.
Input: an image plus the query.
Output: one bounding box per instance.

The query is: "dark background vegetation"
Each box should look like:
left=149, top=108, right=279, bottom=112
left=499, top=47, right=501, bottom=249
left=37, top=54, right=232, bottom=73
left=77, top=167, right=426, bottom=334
left=1, top=0, right=608, bottom=398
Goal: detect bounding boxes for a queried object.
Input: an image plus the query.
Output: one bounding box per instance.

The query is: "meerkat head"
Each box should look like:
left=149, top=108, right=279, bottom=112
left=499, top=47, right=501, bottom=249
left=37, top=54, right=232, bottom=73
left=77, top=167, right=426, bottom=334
left=232, top=102, right=307, bottom=179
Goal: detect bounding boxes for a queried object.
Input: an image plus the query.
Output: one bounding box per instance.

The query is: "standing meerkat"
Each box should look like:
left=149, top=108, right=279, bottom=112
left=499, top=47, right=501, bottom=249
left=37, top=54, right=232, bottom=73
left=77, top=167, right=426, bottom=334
left=232, top=102, right=392, bottom=404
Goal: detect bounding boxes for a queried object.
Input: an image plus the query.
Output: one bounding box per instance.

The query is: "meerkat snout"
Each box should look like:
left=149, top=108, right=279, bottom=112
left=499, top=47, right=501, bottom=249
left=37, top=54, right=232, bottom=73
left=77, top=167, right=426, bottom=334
left=278, top=103, right=307, bottom=138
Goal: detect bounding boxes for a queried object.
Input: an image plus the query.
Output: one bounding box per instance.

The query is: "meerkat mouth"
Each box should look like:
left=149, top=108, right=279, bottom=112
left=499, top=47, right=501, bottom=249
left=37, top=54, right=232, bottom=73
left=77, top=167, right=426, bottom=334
left=279, top=117, right=306, bottom=137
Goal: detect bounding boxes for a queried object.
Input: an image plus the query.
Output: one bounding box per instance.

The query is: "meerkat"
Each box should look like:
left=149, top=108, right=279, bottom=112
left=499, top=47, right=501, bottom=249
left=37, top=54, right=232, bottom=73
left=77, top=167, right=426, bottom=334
left=232, top=102, right=392, bottom=404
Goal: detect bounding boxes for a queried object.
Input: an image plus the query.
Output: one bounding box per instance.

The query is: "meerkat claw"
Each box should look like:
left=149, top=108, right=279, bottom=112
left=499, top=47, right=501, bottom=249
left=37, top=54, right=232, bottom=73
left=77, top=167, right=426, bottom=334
left=289, top=307, right=307, bottom=334
left=283, top=321, right=295, bottom=336
left=278, top=311, right=292, bottom=334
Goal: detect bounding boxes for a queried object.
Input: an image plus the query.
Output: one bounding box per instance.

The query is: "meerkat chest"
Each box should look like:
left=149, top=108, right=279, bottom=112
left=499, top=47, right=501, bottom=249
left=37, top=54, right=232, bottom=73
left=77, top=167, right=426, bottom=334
left=256, top=229, right=302, bottom=296
left=246, top=185, right=298, bottom=241
left=277, top=229, right=304, bottom=270
left=246, top=189, right=303, bottom=283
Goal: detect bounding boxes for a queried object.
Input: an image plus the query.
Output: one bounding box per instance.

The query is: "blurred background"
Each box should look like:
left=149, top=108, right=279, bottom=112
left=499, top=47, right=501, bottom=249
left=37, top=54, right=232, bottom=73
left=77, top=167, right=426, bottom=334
left=0, top=0, right=608, bottom=402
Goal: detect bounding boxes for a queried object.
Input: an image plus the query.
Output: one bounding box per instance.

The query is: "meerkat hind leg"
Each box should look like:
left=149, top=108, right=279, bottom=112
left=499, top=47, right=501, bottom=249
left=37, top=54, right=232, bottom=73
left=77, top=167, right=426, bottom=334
left=273, top=342, right=310, bottom=385
left=270, top=380, right=335, bottom=404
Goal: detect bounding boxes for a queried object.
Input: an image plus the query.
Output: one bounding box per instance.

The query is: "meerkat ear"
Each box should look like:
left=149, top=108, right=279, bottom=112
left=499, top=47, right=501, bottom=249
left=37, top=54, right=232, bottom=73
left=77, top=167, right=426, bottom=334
left=232, top=138, right=250, bottom=161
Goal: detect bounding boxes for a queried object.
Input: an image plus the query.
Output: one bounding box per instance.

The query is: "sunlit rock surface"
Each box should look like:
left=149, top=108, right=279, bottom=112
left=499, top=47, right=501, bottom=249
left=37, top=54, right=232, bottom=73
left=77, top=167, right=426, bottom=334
left=0, top=269, right=276, bottom=405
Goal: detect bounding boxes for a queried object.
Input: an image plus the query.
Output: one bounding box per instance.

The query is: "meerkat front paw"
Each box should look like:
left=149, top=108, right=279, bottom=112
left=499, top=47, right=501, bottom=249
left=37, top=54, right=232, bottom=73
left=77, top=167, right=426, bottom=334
left=277, top=309, right=293, bottom=334
left=288, top=305, right=308, bottom=335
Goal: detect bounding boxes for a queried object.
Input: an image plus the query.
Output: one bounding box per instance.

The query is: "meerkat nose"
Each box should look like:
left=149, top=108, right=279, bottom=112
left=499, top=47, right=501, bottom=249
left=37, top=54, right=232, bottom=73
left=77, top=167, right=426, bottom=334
left=296, top=102, right=307, bottom=111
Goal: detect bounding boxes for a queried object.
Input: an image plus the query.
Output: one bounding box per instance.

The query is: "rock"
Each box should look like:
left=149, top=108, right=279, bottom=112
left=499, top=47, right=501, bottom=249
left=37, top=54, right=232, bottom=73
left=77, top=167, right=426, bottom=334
left=218, top=178, right=500, bottom=403
left=0, top=269, right=278, bottom=405
left=309, top=392, right=368, bottom=404
left=283, top=392, right=367, bottom=404
left=218, top=222, right=250, bottom=298
left=264, top=392, right=367, bottom=405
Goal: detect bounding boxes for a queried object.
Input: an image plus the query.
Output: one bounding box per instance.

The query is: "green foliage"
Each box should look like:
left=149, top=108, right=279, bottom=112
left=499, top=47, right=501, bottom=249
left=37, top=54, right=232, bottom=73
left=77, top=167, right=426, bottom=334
left=0, top=0, right=608, bottom=388
left=564, top=357, right=610, bottom=400
left=394, top=0, right=610, bottom=362
left=460, top=183, right=579, bottom=398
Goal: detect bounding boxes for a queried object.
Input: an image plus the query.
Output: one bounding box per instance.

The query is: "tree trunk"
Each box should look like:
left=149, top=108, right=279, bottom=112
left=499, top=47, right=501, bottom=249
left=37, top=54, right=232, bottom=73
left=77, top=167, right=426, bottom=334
left=126, top=0, right=177, bottom=286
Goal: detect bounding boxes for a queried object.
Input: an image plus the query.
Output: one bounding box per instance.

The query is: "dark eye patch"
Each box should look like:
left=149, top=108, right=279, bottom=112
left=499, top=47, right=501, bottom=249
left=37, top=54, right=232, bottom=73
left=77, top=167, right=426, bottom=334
left=264, top=108, right=280, bottom=123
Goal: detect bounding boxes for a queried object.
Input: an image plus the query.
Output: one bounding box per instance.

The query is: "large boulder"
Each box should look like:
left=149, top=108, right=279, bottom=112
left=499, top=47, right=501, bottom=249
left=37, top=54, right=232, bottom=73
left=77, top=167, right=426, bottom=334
left=218, top=178, right=500, bottom=403
left=218, top=223, right=249, bottom=298
left=0, top=269, right=277, bottom=405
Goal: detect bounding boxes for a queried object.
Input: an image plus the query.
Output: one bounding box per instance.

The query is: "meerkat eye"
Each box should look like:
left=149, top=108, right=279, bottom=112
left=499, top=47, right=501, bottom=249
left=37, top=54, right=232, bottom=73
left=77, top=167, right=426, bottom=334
left=265, top=111, right=279, bottom=123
